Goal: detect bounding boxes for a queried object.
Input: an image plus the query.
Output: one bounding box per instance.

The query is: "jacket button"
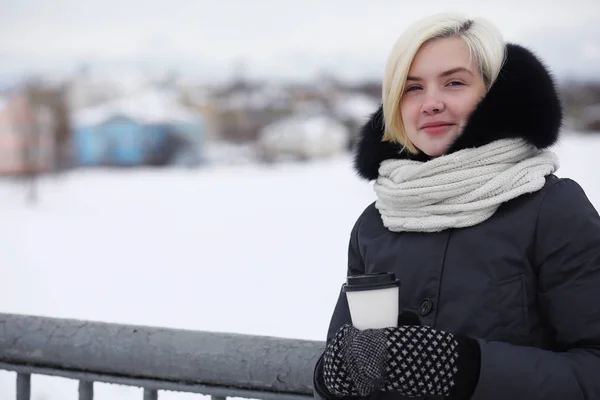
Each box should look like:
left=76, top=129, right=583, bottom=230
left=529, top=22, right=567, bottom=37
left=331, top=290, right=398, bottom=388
left=419, top=298, right=433, bottom=316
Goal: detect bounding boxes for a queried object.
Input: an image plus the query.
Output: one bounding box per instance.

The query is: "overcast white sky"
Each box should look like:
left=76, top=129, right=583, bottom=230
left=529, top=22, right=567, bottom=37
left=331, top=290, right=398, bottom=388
left=1, top=0, right=599, bottom=83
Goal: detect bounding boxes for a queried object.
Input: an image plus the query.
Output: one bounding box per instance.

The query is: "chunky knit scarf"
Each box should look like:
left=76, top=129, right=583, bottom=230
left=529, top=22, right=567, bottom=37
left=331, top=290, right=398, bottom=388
left=373, top=138, right=559, bottom=232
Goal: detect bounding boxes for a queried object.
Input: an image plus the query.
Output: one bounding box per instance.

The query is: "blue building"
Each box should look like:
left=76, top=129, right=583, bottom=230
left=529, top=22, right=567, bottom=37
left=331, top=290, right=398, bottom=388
left=72, top=91, right=205, bottom=167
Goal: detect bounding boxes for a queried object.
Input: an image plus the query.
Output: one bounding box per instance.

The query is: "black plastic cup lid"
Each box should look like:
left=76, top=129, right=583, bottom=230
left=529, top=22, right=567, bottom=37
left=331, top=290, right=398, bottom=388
left=342, top=272, right=400, bottom=292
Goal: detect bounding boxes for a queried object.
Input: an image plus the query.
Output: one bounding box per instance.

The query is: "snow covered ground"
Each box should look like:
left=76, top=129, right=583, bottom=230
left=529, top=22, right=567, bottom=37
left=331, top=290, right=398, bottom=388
left=1, top=131, right=599, bottom=399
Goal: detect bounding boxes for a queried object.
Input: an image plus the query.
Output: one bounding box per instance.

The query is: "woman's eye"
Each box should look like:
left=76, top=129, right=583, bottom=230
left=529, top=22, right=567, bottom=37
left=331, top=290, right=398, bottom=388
left=406, top=86, right=421, bottom=92
left=448, top=81, right=465, bottom=86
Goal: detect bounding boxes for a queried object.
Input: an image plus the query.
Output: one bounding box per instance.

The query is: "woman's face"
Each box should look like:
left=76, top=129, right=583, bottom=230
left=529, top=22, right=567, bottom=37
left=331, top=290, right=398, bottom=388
left=400, top=36, right=487, bottom=157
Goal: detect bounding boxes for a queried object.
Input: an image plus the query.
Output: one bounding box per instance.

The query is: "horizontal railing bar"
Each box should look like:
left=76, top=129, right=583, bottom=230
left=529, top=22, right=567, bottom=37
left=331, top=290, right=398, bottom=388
left=0, top=313, right=323, bottom=396
left=0, top=362, right=313, bottom=400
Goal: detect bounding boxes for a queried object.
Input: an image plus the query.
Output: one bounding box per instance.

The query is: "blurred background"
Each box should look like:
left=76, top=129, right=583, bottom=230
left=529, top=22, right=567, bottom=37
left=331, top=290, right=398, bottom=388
left=0, top=0, right=599, bottom=399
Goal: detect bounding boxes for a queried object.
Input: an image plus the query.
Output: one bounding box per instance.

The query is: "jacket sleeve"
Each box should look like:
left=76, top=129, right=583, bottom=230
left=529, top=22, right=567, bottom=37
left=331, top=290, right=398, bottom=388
left=314, top=217, right=366, bottom=400
left=471, top=178, right=600, bottom=400
left=325, top=217, right=366, bottom=344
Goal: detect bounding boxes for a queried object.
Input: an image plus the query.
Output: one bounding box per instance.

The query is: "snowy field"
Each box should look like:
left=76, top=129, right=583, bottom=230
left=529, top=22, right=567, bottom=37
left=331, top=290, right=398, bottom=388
left=1, top=132, right=599, bottom=399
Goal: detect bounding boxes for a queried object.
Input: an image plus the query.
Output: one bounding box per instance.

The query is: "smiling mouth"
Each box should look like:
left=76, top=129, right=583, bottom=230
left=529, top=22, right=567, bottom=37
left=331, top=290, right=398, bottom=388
left=421, top=124, right=455, bottom=135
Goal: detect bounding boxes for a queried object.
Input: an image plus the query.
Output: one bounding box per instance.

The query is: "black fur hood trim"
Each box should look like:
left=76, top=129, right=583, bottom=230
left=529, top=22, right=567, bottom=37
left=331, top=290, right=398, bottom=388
left=353, top=43, right=563, bottom=181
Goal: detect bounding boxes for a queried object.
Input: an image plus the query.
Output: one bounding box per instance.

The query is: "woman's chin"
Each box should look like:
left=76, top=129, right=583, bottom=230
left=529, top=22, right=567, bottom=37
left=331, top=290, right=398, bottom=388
left=419, top=142, right=451, bottom=158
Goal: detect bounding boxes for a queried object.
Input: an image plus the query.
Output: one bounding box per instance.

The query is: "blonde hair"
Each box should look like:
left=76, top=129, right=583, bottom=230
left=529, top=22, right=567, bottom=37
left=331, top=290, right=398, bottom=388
left=382, top=13, right=506, bottom=153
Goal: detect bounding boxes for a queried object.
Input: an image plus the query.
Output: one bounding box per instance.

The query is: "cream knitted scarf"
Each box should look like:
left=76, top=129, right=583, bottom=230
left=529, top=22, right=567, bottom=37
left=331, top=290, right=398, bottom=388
left=373, top=138, right=559, bottom=232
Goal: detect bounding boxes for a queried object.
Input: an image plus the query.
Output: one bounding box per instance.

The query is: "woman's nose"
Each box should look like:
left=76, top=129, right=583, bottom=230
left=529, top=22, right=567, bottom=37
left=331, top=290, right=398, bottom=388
left=421, top=94, right=445, bottom=115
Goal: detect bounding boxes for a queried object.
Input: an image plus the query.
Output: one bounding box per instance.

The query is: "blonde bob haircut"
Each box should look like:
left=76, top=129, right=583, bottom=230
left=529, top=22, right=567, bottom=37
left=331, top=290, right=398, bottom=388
left=382, top=13, right=506, bottom=153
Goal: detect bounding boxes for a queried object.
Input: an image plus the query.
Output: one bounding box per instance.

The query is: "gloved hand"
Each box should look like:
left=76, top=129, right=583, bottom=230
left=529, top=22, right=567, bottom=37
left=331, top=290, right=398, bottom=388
left=322, top=321, right=480, bottom=399
left=313, top=311, right=421, bottom=400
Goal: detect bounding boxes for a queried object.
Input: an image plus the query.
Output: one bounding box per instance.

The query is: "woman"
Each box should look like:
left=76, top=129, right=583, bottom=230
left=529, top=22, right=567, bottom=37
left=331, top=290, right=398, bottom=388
left=313, top=13, right=600, bottom=400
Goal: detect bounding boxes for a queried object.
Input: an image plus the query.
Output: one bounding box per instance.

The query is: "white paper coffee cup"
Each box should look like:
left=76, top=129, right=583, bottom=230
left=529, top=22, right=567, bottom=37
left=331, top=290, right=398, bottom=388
left=343, top=272, right=400, bottom=330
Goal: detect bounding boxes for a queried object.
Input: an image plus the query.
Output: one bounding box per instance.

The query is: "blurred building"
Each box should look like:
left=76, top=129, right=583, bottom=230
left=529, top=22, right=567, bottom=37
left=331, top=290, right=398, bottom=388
left=257, top=114, right=350, bottom=162
left=211, top=81, right=294, bottom=143
left=330, top=92, right=379, bottom=148
left=0, top=93, right=56, bottom=176
left=72, top=90, right=206, bottom=167
left=581, top=104, right=600, bottom=131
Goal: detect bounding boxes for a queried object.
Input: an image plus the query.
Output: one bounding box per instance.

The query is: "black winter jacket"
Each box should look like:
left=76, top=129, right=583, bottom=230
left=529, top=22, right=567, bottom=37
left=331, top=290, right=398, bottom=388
left=315, top=43, right=600, bottom=400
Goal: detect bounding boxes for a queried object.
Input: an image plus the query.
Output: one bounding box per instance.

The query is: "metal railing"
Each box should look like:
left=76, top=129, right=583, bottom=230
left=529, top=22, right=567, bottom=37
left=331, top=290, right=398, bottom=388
left=0, top=313, right=324, bottom=400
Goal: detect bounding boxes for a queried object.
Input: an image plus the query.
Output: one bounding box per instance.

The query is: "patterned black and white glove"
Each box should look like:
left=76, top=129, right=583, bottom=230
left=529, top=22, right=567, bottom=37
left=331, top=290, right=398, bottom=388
left=322, top=324, right=480, bottom=399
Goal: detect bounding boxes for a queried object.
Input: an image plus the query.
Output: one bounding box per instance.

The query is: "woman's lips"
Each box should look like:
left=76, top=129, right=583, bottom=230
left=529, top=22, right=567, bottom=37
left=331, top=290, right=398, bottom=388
left=421, top=124, right=455, bottom=135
